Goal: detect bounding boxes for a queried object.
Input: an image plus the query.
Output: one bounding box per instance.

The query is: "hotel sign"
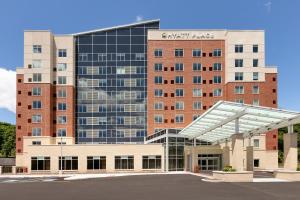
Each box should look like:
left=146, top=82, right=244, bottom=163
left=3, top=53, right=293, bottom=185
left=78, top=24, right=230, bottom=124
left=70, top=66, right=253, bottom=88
left=161, top=32, right=214, bottom=40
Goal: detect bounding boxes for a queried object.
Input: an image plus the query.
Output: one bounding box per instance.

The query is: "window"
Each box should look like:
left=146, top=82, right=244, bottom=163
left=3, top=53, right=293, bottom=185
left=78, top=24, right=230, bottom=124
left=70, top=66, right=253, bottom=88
left=135, top=53, right=145, bottom=60
left=115, top=156, right=134, bottom=170
left=32, top=114, right=41, bottom=123
left=116, top=53, right=125, bottom=61
left=253, top=99, right=260, bottom=106
left=193, top=88, right=202, bottom=97
left=117, top=79, right=124, bottom=86
left=154, top=89, right=163, bottom=97
left=58, top=49, right=67, bottom=57
left=117, top=116, right=124, bottom=125
left=193, top=101, right=202, bottom=110
left=193, top=63, right=201, bottom=71
left=116, top=66, right=125, bottom=74
left=175, top=89, right=184, bottom=97
left=154, top=102, right=164, bottom=110
left=193, top=76, right=202, bottom=84
left=253, top=72, right=259, bottom=80
left=154, top=115, right=163, bottom=123
left=253, top=59, right=258, bottom=67
left=235, top=59, right=243, bottom=67
left=235, top=72, right=243, bottom=81
left=79, top=53, right=88, bottom=61
left=87, top=156, right=106, bottom=170
left=142, top=155, right=161, bottom=169
left=254, top=159, right=260, bottom=167
left=32, top=127, right=41, bottom=136
left=235, top=44, right=243, bottom=53
left=253, top=139, right=260, bottom=148
left=59, top=156, right=78, bottom=170
left=58, top=76, right=67, bottom=84
left=213, top=49, right=221, bottom=57
left=154, top=76, right=163, bottom=84
left=99, top=105, right=106, bottom=112
left=213, top=76, right=222, bottom=84
left=57, top=116, right=67, bottom=124
left=32, top=141, right=41, bottom=145
left=213, top=88, right=222, bottom=97
left=175, top=114, right=184, bottom=123
left=253, top=45, right=258, bottom=53
left=32, top=87, right=41, bottom=96
left=175, top=76, right=184, bottom=84
left=31, top=157, right=50, bottom=171
left=175, top=63, right=184, bottom=71
left=213, top=63, right=222, bottom=71
left=235, top=99, right=244, bottom=104
left=193, top=115, right=200, bottom=121
left=235, top=86, right=244, bottom=94
left=32, top=60, right=42, bottom=68
left=175, top=101, right=184, bottom=110
left=154, top=63, right=163, bottom=71
left=33, top=45, right=42, bottom=53
left=174, top=49, right=184, bottom=57
left=78, top=130, right=87, bottom=137
left=33, top=73, right=42, bottom=82
left=57, top=128, right=66, bottom=137
left=58, top=103, right=67, bottom=111
left=154, top=49, right=162, bottom=57
left=78, top=105, right=86, bottom=113
left=32, top=101, right=42, bottom=109
left=57, top=63, right=67, bottom=71
left=136, top=79, right=145, bottom=87
left=252, top=85, right=259, bottom=94
left=192, top=49, right=201, bottom=57
left=57, top=89, right=67, bottom=98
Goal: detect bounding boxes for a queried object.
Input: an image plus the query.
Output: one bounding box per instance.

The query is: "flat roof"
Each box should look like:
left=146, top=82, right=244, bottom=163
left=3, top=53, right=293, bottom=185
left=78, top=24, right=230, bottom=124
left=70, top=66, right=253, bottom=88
left=179, top=101, right=300, bottom=143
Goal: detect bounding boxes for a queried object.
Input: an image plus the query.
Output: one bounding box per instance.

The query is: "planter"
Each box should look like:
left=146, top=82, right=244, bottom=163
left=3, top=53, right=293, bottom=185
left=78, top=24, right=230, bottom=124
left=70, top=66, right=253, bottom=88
left=213, top=171, right=253, bottom=182
left=274, top=170, right=300, bottom=181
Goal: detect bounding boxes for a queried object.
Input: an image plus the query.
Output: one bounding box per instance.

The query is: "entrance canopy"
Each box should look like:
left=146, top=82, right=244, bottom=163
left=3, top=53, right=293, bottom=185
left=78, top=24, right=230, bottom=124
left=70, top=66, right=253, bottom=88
left=179, top=101, right=300, bottom=143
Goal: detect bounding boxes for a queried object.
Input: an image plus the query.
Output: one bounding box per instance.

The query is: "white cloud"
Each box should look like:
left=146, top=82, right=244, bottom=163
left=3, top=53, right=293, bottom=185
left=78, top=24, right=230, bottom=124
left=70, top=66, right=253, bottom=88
left=0, top=68, right=16, bottom=113
left=264, top=1, right=272, bottom=13
left=136, top=15, right=144, bottom=22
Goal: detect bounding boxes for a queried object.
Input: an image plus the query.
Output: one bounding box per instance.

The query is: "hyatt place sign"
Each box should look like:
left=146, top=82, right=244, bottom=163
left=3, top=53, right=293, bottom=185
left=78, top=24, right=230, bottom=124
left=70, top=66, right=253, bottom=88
left=161, top=32, right=215, bottom=40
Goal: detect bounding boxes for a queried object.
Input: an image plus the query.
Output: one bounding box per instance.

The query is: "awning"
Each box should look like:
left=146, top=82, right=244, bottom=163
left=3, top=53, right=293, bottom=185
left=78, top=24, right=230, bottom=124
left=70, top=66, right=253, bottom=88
left=179, top=101, right=300, bottom=143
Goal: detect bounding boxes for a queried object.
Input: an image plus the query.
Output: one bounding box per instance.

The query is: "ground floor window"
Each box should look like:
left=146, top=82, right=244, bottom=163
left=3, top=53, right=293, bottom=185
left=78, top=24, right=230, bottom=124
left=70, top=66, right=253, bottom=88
left=87, top=156, right=106, bottom=170
left=254, top=159, right=260, bottom=167
left=59, top=156, right=78, bottom=170
left=31, top=156, right=50, bottom=171
left=115, top=156, right=134, bottom=169
left=142, top=155, right=161, bottom=169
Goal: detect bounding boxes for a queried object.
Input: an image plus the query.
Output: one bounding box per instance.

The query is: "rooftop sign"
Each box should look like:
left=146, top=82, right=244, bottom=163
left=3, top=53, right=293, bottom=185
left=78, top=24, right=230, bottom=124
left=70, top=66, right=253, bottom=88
left=148, top=30, right=227, bottom=40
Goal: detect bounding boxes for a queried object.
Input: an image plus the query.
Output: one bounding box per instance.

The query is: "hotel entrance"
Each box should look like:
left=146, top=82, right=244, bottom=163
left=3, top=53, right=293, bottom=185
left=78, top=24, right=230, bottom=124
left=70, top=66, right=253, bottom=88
left=198, top=154, right=222, bottom=171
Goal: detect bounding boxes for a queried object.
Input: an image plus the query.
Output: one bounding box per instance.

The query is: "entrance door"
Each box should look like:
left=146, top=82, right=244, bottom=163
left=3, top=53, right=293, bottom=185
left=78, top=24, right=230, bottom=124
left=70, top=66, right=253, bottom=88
left=198, top=155, right=221, bottom=171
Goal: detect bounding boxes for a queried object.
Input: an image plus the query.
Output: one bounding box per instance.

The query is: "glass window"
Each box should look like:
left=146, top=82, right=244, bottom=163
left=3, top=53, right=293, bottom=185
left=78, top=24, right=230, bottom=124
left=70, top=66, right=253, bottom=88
left=142, top=155, right=161, bottom=169
left=154, top=102, right=164, bottom=110
left=193, top=115, right=200, bottom=121
left=213, top=49, right=221, bottom=57
left=254, top=159, right=260, bottom=167
left=253, top=59, right=258, bottom=67
left=175, top=101, right=184, bottom=110
left=253, top=139, right=259, bottom=147
left=235, top=59, right=243, bottom=67
left=235, top=86, right=244, bottom=94
left=235, top=99, right=244, bottom=104
left=31, top=157, right=50, bottom=171
left=192, top=49, right=201, bottom=57
left=175, top=89, right=184, bottom=97
left=235, top=72, right=243, bottom=81
left=235, top=44, right=243, bottom=53
left=78, top=130, right=87, bottom=137
left=58, top=102, right=67, bottom=111
left=58, top=49, right=67, bottom=57
left=154, top=89, right=163, bottom=97
left=32, top=87, right=41, bottom=96
left=193, top=76, right=202, bottom=84
left=57, top=128, right=66, bottom=137
left=252, top=85, right=259, bottom=94
left=87, top=156, right=106, bottom=170
left=32, top=127, right=41, bottom=136
left=32, top=114, right=41, bottom=123
left=175, top=76, right=184, bottom=84
left=33, top=73, right=42, bottom=82
left=57, top=63, right=67, bottom=71
left=253, top=72, right=259, bottom=80
left=32, top=60, right=42, bottom=68
left=59, top=156, right=78, bottom=170
left=193, top=63, right=201, bottom=71
left=175, top=49, right=184, bottom=57
left=154, top=63, right=163, bottom=71
left=213, top=76, right=222, bottom=84
left=115, top=156, right=134, bottom=170
left=175, top=114, right=184, bottom=123
left=193, top=88, right=202, bottom=97
left=213, top=63, right=222, bottom=71
left=154, top=49, right=162, bottom=57
left=57, top=89, right=66, bottom=98
left=117, top=116, right=124, bottom=125
left=193, top=101, right=202, bottom=110
left=213, top=88, right=222, bottom=97
left=78, top=105, right=86, bottom=113
left=116, top=53, right=125, bottom=61
left=135, top=53, right=145, bottom=60
left=253, top=99, right=260, bottom=106
left=154, top=115, right=163, bottom=123
left=33, top=45, right=42, bottom=53
left=58, top=76, right=67, bottom=84
left=253, top=45, right=258, bottom=53
left=57, top=116, right=67, bottom=124
left=175, top=63, right=184, bottom=71
left=32, top=101, right=42, bottom=109
left=154, top=76, right=163, bottom=84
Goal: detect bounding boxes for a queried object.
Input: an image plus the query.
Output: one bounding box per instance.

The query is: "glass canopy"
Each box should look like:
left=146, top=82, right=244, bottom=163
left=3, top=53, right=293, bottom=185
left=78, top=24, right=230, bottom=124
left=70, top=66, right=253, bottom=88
left=179, top=101, right=300, bottom=143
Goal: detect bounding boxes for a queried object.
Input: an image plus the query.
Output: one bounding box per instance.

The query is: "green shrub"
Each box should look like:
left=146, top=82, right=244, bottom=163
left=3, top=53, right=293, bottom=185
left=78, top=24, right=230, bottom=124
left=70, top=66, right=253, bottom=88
left=297, top=167, right=300, bottom=171
left=223, top=166, right=236, bottom=172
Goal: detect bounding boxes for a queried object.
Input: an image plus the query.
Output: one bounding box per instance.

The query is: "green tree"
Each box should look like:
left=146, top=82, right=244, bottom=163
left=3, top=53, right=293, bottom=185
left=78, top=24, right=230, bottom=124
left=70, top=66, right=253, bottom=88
left=0, top=122, right=16, bottom=157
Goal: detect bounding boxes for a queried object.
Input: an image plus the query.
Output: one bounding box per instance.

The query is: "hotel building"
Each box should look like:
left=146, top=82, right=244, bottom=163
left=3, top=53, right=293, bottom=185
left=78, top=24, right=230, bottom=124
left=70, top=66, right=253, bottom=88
left=14, top=19, right=288, bottom=174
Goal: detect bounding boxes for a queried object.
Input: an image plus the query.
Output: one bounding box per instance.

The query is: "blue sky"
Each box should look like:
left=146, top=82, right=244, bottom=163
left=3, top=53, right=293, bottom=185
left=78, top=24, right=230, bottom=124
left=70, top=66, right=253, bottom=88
left=0, top=0, right=299, bottom=124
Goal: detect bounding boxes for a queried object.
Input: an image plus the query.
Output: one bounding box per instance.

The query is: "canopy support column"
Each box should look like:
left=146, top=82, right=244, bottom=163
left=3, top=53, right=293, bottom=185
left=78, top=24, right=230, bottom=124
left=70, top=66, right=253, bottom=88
left=222, top=140, right=230, bottom=168
left=246, top=137, right=254, bottom=171
left=283, top=125, right=298, bottom=170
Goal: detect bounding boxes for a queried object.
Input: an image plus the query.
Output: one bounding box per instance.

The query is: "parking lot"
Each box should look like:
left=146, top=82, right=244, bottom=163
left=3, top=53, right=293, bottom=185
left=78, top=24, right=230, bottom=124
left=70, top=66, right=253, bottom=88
left=0, top=174, right=300, bottom=200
